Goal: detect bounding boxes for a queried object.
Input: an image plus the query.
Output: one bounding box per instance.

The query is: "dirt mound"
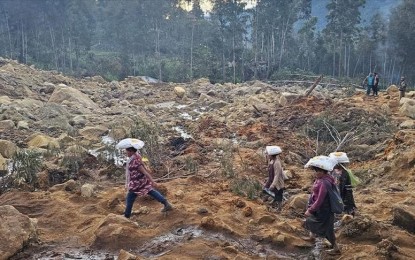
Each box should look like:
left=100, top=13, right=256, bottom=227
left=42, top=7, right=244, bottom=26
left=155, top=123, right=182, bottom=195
left=0, top=60, right=415, bottom=259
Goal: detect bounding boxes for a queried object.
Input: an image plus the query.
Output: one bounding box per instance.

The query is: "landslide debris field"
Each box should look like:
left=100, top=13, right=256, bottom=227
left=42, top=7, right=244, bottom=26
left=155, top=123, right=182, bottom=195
left=0, top=58, right=415, bottom=260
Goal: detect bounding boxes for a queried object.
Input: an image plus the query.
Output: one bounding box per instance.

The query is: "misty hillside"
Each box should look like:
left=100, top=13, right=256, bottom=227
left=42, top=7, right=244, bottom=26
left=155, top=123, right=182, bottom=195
left=312, top=0, right=402, bottom=30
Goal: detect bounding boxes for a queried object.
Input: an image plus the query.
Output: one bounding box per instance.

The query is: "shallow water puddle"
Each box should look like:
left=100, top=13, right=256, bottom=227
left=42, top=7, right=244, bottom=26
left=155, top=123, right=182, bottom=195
left=136, top=226, right=309, bottom=259
left=11, top=246, right=115, bottom=260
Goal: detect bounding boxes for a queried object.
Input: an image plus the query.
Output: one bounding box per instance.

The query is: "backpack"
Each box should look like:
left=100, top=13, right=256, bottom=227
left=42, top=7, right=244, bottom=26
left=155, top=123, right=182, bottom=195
left=322, top=180, right=344, bottom=214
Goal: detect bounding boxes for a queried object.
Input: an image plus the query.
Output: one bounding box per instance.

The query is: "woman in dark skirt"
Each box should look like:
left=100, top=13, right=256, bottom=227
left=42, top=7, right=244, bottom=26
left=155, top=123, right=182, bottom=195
left=329, top=152, right=357, bottom=216
left=304, top=156, right=340, bottom=255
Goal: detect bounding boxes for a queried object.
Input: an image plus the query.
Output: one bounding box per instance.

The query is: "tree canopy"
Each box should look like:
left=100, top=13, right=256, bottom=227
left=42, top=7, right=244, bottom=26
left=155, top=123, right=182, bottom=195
left=0, top=0, right=411, bottom=85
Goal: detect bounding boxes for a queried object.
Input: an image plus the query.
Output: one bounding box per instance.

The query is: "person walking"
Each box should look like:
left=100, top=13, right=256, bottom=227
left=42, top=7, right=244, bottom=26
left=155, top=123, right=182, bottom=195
left=304, top=155, right=340, bottom=255
left=116, top=138, right=172, bottom=218
left=329, top=152, right=357, bottom=216
left=263, top=145, right=285, bottom=211
left=399, top=76, right=407, bottom=100
left=373, top=72, right=379, bottom=96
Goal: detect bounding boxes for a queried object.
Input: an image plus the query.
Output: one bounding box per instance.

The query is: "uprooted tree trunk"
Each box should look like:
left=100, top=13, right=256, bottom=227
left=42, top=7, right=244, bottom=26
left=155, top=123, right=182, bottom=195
left=304, top=75, right=324, bottom=97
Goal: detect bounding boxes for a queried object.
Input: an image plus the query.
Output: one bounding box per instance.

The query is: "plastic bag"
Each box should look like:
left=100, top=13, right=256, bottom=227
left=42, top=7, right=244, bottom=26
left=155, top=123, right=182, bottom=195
left=347, top=169, right=361, bottom=187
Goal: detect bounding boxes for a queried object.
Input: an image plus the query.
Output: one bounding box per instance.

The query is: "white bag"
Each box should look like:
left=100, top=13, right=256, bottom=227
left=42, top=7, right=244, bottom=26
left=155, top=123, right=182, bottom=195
left=305, top=155, right=337, bottom=172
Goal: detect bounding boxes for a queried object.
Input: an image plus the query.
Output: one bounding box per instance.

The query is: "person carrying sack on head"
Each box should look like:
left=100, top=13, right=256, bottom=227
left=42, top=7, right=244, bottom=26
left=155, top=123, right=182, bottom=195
left=263, top=145, right=284, bottom=212
left=329, top=152, right=357, bottom=217
left=116, top=138, right=173, bottom=218
left=304, top=156, right=341, bottom=256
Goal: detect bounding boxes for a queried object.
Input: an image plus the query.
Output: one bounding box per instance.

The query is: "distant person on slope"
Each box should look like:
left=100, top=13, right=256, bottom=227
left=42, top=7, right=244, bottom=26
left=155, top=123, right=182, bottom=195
left=263, top=145, right=285, bottom=211
left=399, top=76, right=407, bottom=100
left=363, top=73, right=375, bottom=96
left=373, top=72, right=379, bottom=96
left=304, top=156, right=340, bottom=256
left=116, top=138, right=172, bottom=218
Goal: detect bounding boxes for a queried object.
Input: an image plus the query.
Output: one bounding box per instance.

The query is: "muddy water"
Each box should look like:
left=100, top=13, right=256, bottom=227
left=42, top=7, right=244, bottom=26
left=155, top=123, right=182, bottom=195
left=10, top=245, right=115, bottom=260
left=136, top=226, right=309, bottom=259
left=11, top=226, right=310, bottom=259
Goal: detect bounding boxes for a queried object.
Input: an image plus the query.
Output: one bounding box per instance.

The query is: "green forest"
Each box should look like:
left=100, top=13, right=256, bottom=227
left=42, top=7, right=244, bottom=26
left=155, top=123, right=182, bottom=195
left=0, top=0, right=413, bottom=85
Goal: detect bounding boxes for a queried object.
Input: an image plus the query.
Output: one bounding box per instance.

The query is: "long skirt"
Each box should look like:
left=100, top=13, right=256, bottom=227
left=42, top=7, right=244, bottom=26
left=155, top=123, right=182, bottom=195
left=305, top=208, right=335, bottom=247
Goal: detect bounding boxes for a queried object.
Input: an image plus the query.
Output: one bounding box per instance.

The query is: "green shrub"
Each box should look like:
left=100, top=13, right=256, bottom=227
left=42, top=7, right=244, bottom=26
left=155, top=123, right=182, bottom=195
left=184, top=156, right=199, bottom=175
left=61, top=145, right=86, bottom=177
left=230, top=177, right=262, bottom=200
left=11, top=150, right=42, bottom=187
left=129, top=118, right=165, bottom=168
left=217, top=144, right=236, bottom=178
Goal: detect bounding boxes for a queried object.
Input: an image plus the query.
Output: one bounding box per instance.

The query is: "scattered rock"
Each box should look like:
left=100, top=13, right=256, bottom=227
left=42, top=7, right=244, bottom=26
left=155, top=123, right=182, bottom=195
left=0, top=205, right=38, bottom=260
left=272, top=234, right=286, bottom=245
left=376, top=239, right=398, bottom=258
left=400, top=120, right=415, bottom=129
left=137, top=206, right=150, bottom=215
left=392, top=205, right=415, bottom=233
left=233, top=198, right=246, bottom=208
left=0, top=120, right=15, bottom=130
left=174, top=190, right=185, bottom=199
left=258, top=215, right=275, bottom=225
left=389, top=183, right=405, bottom=192
left=0, top=139, right=18, bottom=158
left=17, top=120, right=29, bottom=129
left=200, top=217, right=215, bottom=229
left=174, top=86, right=186, bottom=98
left=243, top=207, right=253, bottom=217
left=81, top=183, right=96, bottom=197
left=197, top=208, right=209, bottom=215
left=362, top=197, right=375, bottom=204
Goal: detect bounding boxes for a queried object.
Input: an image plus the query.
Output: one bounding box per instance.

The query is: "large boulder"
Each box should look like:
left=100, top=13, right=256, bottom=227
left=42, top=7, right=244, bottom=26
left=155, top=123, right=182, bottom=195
left=0, top=153, right=7, bottom=171
left=400, top=120, right=415, bottom=129
left=0, top=205, right=38, bottom=259
left=288, top=194, right=309, bottom=211
left=0, top=140, right=18, bottom=158
left=399, top=102, right=415, bottom=119
left=27, top=134, right=60, bottom=149
left=399, top=97, right=415, bottom=106
left=48, top=86, right=100, bottom=112
left=386, top=85, right=399, bottom=95
left=173, top=86, right=186, bottom=98
left=392, top=205, right=415, bottom=233
left=91, top=214, right=149, bottom=251
left=0, top=120, right=15, bottom=131
left=79, top=126, right=109, bottom=141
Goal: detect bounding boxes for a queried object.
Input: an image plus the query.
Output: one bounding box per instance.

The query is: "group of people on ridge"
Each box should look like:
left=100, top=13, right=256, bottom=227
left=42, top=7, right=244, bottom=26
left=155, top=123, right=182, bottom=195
left=263, top=146, right=357, bottom=256
left=363, top=72, right=380, bottom=96
left=364, top=73, right=408, bottom=99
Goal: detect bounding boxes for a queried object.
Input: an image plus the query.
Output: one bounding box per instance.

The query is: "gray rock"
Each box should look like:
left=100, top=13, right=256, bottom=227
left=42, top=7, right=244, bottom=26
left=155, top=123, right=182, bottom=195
left=392, top=205, right=415, bottom=233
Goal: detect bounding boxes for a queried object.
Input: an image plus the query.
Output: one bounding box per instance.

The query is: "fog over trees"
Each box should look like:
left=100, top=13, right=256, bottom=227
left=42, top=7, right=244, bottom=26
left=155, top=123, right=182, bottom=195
left=0, top=0, right=413, bottom=85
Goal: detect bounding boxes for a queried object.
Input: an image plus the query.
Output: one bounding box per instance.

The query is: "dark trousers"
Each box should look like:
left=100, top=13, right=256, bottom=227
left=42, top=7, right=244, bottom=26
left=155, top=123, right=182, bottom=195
left=124, top=189, right=167, bottom=218
left=366, top=85, right=373, bottom=95
left=372, top=85, right=378, bottom=96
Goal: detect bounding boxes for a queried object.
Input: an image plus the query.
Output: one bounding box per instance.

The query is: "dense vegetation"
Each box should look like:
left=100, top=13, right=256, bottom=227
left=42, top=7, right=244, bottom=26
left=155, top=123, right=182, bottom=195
left=0, top=0, right=413, bottom=85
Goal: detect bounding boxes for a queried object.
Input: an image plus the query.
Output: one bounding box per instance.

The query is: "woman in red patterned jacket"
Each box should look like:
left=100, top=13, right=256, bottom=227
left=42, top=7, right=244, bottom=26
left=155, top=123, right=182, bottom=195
left=124, top=146, right=172, bottom=218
